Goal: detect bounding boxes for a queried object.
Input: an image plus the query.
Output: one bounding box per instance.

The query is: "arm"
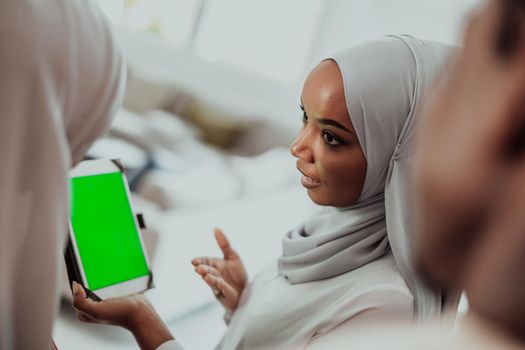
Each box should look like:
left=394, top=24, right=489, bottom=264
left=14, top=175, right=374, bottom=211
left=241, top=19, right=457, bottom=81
left=72, top=229, right=245, bottom=348
left=72, top=282, right=175, bottom=350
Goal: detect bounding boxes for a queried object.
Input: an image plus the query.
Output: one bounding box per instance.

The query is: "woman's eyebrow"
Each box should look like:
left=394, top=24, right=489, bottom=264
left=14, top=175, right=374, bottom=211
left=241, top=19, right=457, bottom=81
left=300, top=102, right=354, bottom=135
left=317, top=118, right=354, bottom=134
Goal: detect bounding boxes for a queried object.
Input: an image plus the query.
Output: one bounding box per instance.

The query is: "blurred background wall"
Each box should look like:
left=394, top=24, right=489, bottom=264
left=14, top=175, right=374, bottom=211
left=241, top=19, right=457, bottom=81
left=99, top=0, right=480, bottom=145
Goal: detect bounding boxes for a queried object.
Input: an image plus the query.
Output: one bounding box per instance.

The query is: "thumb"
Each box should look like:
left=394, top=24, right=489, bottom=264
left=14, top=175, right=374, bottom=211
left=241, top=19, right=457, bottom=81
left=72, top=282, right=101, bottom=318
left=72, top=281, right=86, bottom=299
left=214, top=228, right=238, bottom=260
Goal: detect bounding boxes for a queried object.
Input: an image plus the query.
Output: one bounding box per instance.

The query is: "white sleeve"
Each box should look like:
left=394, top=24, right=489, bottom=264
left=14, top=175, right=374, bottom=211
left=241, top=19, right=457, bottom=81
left=223, top=310, right=234, bottom=325
left=157, top=340, right=185, bottom=350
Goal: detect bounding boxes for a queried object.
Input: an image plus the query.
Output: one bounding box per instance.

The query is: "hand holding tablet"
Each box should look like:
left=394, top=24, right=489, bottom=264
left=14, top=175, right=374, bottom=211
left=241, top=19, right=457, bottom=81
left=65, top=159, right=153, bottom=300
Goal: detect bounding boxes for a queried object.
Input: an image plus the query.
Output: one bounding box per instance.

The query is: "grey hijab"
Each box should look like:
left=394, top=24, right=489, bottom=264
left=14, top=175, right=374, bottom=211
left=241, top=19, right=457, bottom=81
left=278, top=35, right=452, bottom=319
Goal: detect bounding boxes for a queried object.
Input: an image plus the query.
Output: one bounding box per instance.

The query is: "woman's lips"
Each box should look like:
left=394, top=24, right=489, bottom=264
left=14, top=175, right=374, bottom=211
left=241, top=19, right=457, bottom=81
left=301, top=174, right=322, bottom=189
left=297, top=167, right=322, bottom=189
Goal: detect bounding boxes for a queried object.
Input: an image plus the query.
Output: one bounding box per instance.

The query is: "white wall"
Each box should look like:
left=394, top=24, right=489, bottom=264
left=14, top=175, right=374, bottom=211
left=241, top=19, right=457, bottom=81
left=119, top=0, right=483, bottom=141
left=307, top=0, right=481, bottom=71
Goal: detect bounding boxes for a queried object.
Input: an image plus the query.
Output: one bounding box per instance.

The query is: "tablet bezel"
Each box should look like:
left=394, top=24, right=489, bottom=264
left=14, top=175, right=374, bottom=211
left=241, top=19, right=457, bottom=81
left=68, top=159, right=152, bottom=300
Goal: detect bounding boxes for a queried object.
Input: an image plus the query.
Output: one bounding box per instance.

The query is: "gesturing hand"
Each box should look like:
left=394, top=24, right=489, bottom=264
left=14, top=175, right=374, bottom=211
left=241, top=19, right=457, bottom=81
left=191, top=228, right=248, bottom=314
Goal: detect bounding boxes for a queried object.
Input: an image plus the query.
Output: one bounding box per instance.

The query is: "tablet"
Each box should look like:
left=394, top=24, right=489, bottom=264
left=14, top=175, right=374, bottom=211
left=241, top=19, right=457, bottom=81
left=66, top=159, right=153, bottom=300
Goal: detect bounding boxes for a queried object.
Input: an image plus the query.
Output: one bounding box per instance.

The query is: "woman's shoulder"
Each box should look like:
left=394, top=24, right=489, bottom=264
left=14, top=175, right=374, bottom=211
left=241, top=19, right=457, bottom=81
left=337, top=252, right=414, bottom=305
left=247, top=252, right=413, bottom=312
left=348, top=281, right=414, bottom=314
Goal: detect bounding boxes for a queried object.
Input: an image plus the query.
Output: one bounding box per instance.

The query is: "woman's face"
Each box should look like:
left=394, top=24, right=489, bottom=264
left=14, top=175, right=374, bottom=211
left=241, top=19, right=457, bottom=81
left=291, top=60, right=367, bottom=207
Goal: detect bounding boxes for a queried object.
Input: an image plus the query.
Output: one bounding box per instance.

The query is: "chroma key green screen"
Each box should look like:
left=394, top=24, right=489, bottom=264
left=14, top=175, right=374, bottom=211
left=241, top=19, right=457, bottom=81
left=70, top=172, right=149, bottom=290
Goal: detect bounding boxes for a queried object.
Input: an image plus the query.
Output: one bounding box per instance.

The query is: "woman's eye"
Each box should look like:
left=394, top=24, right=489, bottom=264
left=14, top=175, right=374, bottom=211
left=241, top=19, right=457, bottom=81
left=322, top=131, right=341, bottom=146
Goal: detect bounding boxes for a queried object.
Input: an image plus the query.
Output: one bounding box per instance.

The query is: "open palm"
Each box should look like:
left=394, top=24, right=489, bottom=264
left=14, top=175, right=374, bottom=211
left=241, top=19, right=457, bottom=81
left=191, top=228, right=248, bottom=313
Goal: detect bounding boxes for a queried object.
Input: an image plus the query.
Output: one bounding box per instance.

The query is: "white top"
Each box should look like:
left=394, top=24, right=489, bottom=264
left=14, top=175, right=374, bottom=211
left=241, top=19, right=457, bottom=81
left=158, top=341, right=185, bottom=350
left=0, top=1, right=125, bottom=349
left=306, top=314, right=525, bottom=350
left=158, top=251, right=413, bottom=349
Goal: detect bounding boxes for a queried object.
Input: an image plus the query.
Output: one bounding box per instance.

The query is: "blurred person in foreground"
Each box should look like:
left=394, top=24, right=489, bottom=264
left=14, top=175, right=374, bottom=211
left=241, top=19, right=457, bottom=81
left=309, top=0, right=525, bottom=348
left=0, top=1, right=125, bottom=349
left=414, top=0, right=525, bottom=342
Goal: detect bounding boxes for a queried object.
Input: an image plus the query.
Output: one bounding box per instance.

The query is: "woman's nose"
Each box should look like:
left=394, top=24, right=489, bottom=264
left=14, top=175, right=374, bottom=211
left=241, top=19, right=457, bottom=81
left=290, top=132, right=313, bottom=162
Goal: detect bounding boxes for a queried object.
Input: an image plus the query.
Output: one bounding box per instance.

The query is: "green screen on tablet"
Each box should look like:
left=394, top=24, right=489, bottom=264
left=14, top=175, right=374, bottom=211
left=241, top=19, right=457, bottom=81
left=70, top=172, right=149, bottom=290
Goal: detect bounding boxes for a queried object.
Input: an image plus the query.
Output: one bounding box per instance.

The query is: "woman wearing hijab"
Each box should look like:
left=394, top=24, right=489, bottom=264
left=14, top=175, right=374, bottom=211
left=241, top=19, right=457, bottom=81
left=310, top=2, right=525, bottom=348
left=72, top=35, right=452, bottom=349
left=0, top=1, right=125, bottom=349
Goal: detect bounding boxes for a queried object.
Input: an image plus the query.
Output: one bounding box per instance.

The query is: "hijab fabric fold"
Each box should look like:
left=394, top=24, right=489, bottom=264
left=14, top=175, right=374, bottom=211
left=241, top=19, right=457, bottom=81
left=278, top=35, right=452, bottom=319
